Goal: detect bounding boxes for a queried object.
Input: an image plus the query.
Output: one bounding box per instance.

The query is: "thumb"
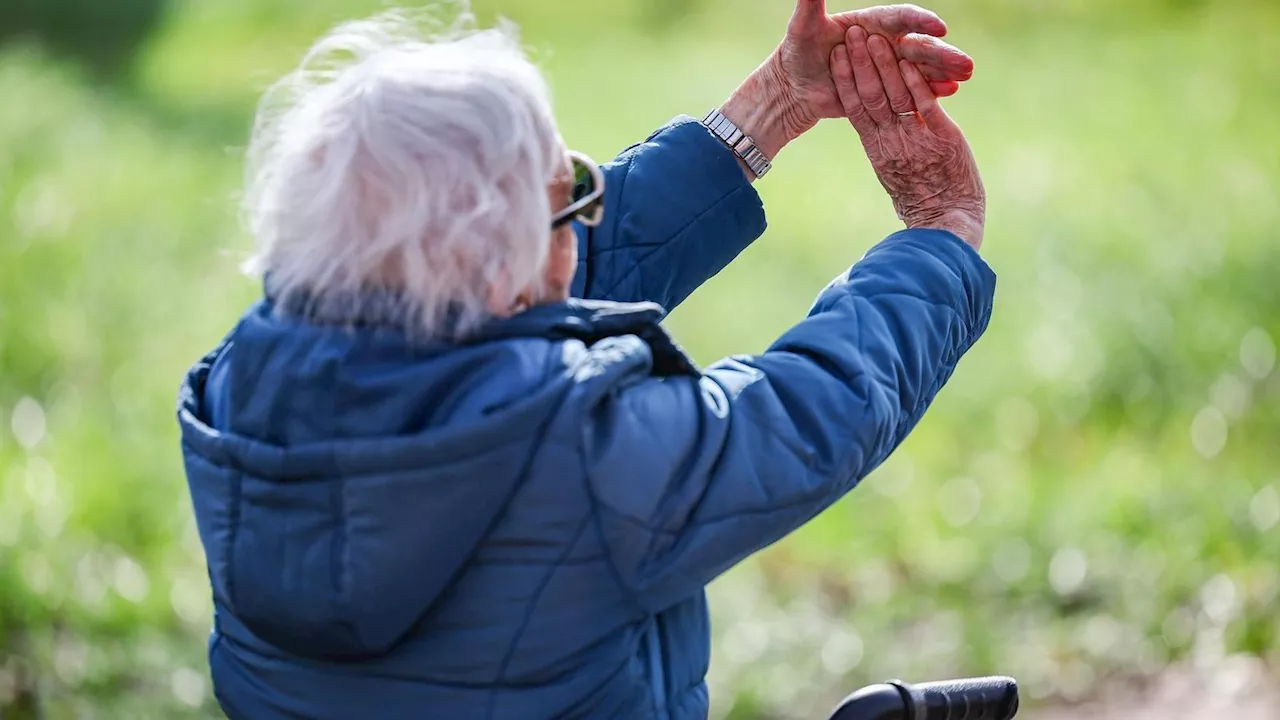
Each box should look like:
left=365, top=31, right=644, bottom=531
left=789, top=0, right=827, bottom=35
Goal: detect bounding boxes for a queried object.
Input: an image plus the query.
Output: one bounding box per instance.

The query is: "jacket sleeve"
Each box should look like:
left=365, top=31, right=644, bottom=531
left=569, top=116, right=767, bottom=311
left=582, top=229, right=996, bottom=612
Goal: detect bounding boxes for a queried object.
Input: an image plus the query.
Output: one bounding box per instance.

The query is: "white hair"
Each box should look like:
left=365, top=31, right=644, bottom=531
left=241, top=4, right=563, bottom=340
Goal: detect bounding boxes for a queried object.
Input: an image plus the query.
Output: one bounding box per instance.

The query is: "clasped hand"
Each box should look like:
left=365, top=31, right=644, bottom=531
left=726, top=2, right=986, bottom=250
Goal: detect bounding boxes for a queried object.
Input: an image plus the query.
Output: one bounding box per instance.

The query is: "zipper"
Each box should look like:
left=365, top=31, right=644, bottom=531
left=645, top=615, right=669, bottom=719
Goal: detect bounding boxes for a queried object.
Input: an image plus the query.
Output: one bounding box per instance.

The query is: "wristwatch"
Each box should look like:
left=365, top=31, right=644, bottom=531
left=701, top=109, right=772, bottom=179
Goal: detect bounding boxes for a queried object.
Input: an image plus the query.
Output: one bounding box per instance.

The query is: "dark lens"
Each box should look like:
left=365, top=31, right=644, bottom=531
left=572, top=158, right=594, bottom=202
left=576, top=196, right=604, bottom=226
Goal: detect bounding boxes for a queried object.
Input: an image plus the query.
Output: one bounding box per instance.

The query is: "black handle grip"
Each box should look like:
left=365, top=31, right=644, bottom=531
left=903, top=676, right=1020, bottom=720
left=828, top=676, right=1019, bottom=720
left=829, top=683, right=909, bottom=720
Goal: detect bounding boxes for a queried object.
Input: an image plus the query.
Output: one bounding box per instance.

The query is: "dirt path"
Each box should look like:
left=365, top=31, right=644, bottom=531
left=1035, top=658, right=1279, bottom=720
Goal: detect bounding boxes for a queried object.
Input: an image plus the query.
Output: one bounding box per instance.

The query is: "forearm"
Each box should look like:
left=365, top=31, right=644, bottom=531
left=716, top=51, right=814, bottom=182
left=571, top=118, right=766, bottom=308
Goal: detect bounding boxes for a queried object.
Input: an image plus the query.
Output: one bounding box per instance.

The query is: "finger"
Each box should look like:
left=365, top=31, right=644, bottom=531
left=846, top=27, right=893, bottom=125
left=930, top=80, right=960, bottom=98
left=897, top=34, right=974, bottom=82
left=917, top=64, right=953, bottom=83
left=789, top=0, right=828, bottom=36
left=868, top=34, right=915, bottom=114
left=831, top=44, right=875, bottom=135
left=834, top=4, right=947, bottom=38
left=901, top=59, right=955, bottom=131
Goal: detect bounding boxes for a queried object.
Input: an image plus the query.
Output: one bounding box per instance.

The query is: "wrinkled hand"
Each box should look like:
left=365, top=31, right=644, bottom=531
left=831, top=27, right=985, bottom=249
left=774, top=1, right=974, bottom=134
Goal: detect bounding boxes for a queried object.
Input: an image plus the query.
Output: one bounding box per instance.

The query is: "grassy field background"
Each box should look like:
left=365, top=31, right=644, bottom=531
left=0, top=0, right=1278, bottom=717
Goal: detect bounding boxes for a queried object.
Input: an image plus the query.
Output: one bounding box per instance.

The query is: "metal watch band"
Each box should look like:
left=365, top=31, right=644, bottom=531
left=701, top=109, right=772, bottom=179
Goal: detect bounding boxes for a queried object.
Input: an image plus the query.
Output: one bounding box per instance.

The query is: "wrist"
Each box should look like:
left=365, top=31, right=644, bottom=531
left=719, top=51, right=813, bottom=162
left=908, top=209, right=986, bottom=251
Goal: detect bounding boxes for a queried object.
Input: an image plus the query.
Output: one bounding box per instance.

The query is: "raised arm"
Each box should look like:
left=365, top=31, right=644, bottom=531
left=570, top=1, right=975, bottom=310
left=586, top=230, right=994, bottom=611
left=582, top=34, right=990, bottom=610
left=567, top=117, right=767, bottom=310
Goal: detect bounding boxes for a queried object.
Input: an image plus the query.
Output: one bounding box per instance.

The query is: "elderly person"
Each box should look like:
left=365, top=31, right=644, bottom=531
left=178, top=2, right=993, bottom=718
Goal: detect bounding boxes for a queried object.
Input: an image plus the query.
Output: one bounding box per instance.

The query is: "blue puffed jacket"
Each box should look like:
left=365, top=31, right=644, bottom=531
left=178, top=117, right=996, bottom=720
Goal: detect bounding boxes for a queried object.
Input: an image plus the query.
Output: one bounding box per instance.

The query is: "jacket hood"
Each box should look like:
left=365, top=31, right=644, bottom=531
left=178, top=299, right=692, bottom=661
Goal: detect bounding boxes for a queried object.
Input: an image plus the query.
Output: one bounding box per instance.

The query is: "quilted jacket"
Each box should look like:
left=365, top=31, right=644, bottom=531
left=177, top=117, right=997, bottom=719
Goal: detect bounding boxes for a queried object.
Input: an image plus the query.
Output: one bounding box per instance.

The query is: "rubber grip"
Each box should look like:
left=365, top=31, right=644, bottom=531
left=897, top=676, right=1020, bottom=720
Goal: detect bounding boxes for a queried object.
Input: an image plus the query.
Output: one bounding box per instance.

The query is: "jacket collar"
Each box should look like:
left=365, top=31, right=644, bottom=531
left=482, top=299, right=701, bottom=376
left=262, top=281, right=701, bottom=377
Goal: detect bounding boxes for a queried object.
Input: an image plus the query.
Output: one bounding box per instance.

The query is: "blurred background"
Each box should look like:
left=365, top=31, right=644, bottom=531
left=0, top=0, right=1277, bottom=717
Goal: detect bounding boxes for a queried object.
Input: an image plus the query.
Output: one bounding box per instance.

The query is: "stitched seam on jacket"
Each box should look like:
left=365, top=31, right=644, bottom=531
left=582, top=423, right=650, bottom=618
left=386, top=367, right=571, bottom=659
left=593, top=296, right=969, bottom=534
left=583, top=286, right=980, bottom=604
left=581, top=370, right=839, bottom=585
left=476, top=554, right=608, bottom=567
left=669, top=674, right=707, bottom=706
left=591, top=152, right=637, bottom=299
left=331, top=447, right=346, bottom=601
left=624, top=389, right=713, bottom=566
left=816, top=290, right=968, bottom=316
left=585, top=370, right=857, bottom=537
left=595, top=486, right=842, bottom=539
left=830, top=293, right=965, bottom=477
left=486, top=516, right=593, bottom=719
left=770, top=302, right=873, bottom=484
left=225, top=468, right=243, bottom=609
left=896, top=317, right=970, bottom=443
left=585, top=241, right=666, bottom=254
left=597, top=184, right=750, bottom=300
left=718, top=378, right=825, bottom=477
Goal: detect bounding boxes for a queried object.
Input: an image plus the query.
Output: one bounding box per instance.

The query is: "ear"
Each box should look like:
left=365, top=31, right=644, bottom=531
left=486, top=266, right=519, bottom=317
left=537, top=224, right=579, bottom=303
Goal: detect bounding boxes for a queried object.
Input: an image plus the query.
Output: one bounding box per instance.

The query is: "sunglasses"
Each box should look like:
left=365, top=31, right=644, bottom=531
left=551, top=151, right=605, bottom=229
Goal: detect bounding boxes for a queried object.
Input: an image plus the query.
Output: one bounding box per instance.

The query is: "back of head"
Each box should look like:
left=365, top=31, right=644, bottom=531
left=242, top=4, right=563, bottom=341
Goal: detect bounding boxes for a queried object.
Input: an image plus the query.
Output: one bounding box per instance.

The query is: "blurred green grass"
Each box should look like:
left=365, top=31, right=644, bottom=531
left=0, top=0, right=1278, bottom=717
